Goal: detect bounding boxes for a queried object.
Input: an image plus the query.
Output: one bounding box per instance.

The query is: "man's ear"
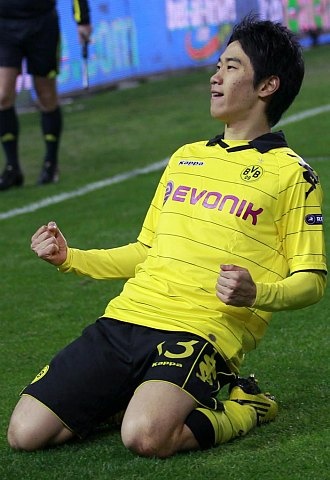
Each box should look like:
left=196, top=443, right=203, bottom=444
left=258, top=75, right=280, bottom=98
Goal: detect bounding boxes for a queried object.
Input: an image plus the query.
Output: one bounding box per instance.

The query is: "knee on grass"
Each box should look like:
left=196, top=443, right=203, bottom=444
left=7, top=418, right=47, bottom=451
left=8, top=417, right=74, bottom=452
left=7, top=399, right=74, bottom=452
left=121, top=417, right=178, bottom=459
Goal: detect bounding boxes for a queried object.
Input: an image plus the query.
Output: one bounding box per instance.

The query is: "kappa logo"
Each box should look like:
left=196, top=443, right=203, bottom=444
left=300, top=159, right=319, bottom=199
left=151, top=361, right=183, bottom=368
left=292, top=155, right=319, bottom=199
left=178, top=160, right=204, bottom=166
left=31, top=365, right=49, bottom=384
left=241, top=165, right=264, bottom=182
left=196, top=350, right=217, bottom=385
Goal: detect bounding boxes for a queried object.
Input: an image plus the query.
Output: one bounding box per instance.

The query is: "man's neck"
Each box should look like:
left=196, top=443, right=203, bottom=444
left=223, top=116, right=271, bottom=141
left=224, top=125, right=271, bottom=141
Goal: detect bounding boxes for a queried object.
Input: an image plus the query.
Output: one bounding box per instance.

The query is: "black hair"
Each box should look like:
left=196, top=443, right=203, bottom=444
left=227, top=15, right=305, bottom=126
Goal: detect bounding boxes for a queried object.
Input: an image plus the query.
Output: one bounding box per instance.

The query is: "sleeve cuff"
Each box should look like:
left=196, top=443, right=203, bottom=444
left=58, top=247, right=73, bottom=272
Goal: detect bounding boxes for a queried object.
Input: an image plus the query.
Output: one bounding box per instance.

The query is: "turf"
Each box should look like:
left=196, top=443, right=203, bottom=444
left=0, top=44, right=329, bottom=480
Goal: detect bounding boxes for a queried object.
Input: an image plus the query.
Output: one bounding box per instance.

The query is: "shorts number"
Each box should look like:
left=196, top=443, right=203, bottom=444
left=157, top=340, right=198, bottom=359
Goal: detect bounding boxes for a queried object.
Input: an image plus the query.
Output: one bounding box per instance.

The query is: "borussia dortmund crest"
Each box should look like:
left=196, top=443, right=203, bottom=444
left=241, top=165, right=263, bottom=182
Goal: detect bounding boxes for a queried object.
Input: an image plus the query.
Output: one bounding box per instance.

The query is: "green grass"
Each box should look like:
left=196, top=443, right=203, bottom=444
left=1, top=44, right=330, bottom=479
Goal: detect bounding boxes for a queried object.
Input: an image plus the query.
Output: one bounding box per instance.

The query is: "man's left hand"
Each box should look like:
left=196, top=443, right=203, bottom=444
left=216, top=264, right=256, bottom=307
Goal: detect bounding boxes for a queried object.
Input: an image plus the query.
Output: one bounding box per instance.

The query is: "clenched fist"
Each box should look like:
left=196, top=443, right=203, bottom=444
left=31, top=221, right=67, bottom=266
left=216, top=264, right=256, bottom=307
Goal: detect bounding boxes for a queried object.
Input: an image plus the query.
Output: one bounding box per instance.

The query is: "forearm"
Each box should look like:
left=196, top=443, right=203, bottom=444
left=253, top=271, right=326, bottom=312
left=59, top=241, right=149, bottom=279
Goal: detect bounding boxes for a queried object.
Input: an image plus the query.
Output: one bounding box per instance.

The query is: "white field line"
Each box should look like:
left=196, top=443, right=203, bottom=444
left=0, top=160, right=168, bottom=221
left=1, top=104, right=330, bottom=221
left=277, top=104, right=330, bottom=126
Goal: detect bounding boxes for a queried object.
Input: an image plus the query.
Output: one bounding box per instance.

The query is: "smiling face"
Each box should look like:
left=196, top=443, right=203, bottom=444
left=210, top=40, right=268, bottom=136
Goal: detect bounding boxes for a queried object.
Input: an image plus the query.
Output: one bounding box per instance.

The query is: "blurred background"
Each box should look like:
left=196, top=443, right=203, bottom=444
left=1, top=2, right=329, bottom=478
left=16, top=0, right=330, bottom=108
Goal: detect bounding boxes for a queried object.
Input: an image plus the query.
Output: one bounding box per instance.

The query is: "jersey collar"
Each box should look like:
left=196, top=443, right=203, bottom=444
left=206, top=130, right=288, bottom=153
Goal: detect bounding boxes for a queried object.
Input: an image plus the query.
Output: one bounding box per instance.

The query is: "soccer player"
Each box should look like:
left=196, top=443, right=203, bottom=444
left=7, top=16, right=327, bottom=457
left=0, top=0, right=91, bottom=191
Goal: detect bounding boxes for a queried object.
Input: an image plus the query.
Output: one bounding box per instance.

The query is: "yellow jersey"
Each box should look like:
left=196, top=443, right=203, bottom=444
left=66, top=132, right=327, bottom=372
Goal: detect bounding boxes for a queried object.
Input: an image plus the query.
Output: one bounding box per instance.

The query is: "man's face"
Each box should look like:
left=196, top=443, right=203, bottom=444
left=210, top=40, right=259, bottom=126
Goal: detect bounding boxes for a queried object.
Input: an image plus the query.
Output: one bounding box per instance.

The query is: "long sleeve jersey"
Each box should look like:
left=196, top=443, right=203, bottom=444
left=60, top=131, right=327, bottom=373
left=0, top=0, right=90, bottom=24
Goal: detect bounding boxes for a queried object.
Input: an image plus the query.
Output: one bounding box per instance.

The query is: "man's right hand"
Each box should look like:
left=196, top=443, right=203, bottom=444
left=31, top=221, right=67, bottom=266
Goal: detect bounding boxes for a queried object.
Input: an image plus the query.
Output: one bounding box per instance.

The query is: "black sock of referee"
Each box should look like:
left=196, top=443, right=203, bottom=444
left=0, top=106, right=20, bottom=171
left=41, top=106, right=63, bottom=168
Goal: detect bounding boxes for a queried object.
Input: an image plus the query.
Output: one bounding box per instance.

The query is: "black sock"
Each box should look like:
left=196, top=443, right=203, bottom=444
left=41, top=107, right=63, bottom=167
left=0, top=107, right=20, bottom=170
left=185, top=409, right=216, bottom=449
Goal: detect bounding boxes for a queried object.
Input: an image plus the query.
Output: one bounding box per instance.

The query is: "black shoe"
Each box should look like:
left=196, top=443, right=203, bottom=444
left=229, top=374, right=262, bottom=395
left=37, top=162, right=59, bottom=185
left=0, top=166, right=24, bottom=191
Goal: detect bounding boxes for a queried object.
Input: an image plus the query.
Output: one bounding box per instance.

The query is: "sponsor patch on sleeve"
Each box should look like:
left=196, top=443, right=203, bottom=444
left=305, top=214, right=323, bottom=225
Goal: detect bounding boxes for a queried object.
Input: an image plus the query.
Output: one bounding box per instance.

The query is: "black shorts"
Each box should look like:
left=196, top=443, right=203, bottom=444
left=22, top=318, right=234, bottom=438
left=0, top=9, right=60, bottom=76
